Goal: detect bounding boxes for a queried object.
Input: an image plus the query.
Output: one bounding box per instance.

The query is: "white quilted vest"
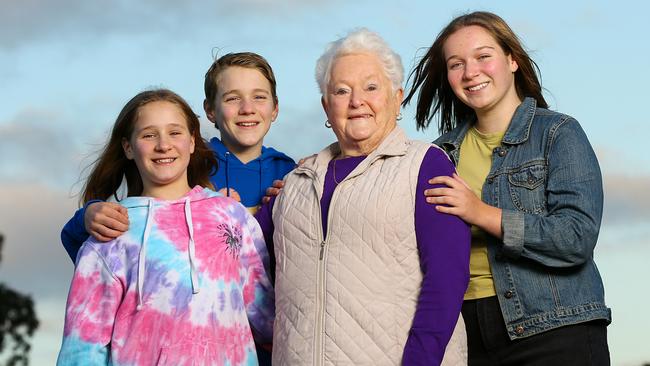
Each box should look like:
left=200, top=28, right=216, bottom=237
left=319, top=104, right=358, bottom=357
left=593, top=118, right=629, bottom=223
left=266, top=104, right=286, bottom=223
left=272, top=127, right=467, bottom=365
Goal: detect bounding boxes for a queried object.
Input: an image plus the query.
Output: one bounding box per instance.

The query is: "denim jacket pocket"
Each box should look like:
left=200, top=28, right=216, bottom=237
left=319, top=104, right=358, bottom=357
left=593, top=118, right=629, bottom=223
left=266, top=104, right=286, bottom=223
left=507, top=162, right=547, bottom=214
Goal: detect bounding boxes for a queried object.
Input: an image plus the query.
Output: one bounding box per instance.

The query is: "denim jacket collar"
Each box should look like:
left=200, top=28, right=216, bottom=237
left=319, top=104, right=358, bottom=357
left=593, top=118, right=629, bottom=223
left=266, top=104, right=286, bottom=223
left=502, top=97, right=537, bottom=145
left=437, top=97, right=538, bottom=152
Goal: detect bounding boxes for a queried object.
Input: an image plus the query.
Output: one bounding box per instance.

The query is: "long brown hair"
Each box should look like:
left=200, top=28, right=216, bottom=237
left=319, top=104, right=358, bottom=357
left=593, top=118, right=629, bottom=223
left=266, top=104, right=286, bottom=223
left=81, top=89, right=217, bottom=204
left=403, top=11, right=548, bottom=134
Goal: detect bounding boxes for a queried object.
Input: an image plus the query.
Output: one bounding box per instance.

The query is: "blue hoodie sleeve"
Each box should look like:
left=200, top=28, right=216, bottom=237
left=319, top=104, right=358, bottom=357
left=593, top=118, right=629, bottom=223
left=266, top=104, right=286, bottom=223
left=61, top=200, right=100, bottom=262
left=278, top=158, right=296, bottom=179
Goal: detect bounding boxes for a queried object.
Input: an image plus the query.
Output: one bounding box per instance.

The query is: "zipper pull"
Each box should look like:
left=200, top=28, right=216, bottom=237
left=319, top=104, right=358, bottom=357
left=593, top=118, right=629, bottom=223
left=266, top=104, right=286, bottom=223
left=319, top=241, right=325, bottom=260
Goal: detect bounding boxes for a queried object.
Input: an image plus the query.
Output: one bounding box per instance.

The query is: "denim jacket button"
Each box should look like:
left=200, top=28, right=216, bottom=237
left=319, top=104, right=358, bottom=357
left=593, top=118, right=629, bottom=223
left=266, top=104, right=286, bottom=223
left=498, top=149, right=507, bottom=157
left=487, top=177, right=494, bottom=184
left=515, top=326, right=524, bottom=335
left=505, top=290, right=514, bottom=299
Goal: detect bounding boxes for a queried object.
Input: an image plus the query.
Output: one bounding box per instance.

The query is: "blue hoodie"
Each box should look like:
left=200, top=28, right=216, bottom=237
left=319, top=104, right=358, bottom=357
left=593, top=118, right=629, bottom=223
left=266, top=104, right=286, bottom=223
left=209, top=137, right=295, bottom=211
left=61, top=137, right=295, bottom=262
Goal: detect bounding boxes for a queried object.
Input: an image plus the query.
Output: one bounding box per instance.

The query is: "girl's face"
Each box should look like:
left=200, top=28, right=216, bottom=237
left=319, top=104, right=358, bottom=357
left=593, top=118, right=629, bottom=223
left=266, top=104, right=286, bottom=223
left=122, top=101, right=195, bottom=199
left=206, top=66, right=278, bottom=159
left=443, top=25, right=520, bottom=117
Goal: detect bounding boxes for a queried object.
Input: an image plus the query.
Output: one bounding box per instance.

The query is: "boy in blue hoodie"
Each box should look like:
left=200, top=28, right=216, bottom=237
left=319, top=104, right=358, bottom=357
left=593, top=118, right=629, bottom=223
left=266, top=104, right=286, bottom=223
left=61, top=52, right=293, bottom=366
left=61, top=52, right=294, bottom=259
left=203, top=52, right=295, bottom=213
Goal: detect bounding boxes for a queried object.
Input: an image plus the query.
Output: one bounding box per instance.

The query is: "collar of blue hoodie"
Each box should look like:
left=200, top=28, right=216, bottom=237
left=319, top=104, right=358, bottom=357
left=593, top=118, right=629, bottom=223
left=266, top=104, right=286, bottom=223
left=119, top=186, right=221, bottom=310
left=209, top=136, right=295, bottom=207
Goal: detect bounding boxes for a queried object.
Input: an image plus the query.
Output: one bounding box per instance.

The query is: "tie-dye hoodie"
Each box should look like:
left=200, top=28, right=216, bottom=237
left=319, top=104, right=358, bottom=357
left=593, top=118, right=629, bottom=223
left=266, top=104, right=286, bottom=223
left=57, top=186, right=274, bottom=366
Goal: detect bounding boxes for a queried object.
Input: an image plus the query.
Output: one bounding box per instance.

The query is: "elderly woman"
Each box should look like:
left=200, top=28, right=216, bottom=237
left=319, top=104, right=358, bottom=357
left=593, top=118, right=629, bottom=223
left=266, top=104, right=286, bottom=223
left=256, top=29, right=470, bottom=366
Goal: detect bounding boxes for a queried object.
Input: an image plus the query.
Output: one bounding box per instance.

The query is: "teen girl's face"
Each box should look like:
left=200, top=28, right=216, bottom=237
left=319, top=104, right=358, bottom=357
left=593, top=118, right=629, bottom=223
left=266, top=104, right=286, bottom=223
left=207, top=66, right=278, bottom=160
left=443, top=25, right=520, bottom=117
left=122, top=101, right=195, bottom=199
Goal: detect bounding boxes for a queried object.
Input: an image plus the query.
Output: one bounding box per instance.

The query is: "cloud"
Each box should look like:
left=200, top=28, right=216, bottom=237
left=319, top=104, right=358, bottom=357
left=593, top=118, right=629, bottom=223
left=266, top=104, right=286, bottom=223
left=0, top=183, right=75, bottom=298
left=602, top=174, right=650, bottom=226
left=0, top=107, right=100, bottom=191
left=0, top=0, right=335, bottom=49
left=591, top=146, right=650, bottom=225
left=0, top=190, right=70, bottom=362
left=594, top=146, right=650, bottom=176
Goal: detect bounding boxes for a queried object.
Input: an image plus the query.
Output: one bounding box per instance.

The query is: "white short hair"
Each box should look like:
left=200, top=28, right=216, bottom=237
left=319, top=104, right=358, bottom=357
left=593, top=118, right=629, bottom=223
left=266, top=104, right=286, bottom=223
left=315, top=28, right=404, bottom=95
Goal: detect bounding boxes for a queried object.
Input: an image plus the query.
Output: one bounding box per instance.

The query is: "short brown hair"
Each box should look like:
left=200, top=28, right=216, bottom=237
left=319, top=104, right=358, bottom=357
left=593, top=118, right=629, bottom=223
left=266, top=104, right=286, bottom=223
left=204, top=52, right=278, bottom=112
left=403, top=11, right=548, bottom=134
left=81, top=89, right=218, bottom=204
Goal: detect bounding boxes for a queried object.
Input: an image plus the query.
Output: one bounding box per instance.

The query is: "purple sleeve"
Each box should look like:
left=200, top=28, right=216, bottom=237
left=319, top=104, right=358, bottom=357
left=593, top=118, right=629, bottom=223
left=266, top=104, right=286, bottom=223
left=254, top=197, right=276, bottom=284
left=402, top=146, right=471, bottom=366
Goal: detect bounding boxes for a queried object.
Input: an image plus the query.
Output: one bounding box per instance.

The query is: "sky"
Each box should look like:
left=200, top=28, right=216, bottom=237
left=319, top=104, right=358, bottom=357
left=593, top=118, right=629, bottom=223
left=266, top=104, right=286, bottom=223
left=0, top=0, right=648, bottom=364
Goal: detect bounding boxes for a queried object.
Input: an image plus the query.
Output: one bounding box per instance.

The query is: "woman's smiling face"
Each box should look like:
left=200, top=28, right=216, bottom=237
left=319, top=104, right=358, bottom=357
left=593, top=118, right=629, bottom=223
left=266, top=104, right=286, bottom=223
left=322, top=53, right=402, bottom=156
left=444, top=25, right=520, bottom=118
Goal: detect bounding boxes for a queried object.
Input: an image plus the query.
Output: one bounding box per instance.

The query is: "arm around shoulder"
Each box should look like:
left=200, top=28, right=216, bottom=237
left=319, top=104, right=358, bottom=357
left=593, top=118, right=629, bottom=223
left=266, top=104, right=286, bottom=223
left=61, top=202, right=97, bottom=262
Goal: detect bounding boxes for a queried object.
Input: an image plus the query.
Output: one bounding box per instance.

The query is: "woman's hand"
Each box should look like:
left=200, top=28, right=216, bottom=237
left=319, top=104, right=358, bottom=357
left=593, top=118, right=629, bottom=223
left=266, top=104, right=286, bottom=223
left=84, top=202, right=129, bottom=242
left=425, top=173, right=503, bottom=238
left=261, top=180, right=285, bottom=204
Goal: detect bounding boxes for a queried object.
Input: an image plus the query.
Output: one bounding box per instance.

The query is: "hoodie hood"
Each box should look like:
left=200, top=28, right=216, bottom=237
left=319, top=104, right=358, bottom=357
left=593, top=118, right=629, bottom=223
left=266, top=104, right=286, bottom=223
left=121, top=186, right=221, bottom=309
left=209, top=136, right=293, bottom=163
left=118, top=185, right=219, bottom=209
left=209, top=137, right=295, bottom=209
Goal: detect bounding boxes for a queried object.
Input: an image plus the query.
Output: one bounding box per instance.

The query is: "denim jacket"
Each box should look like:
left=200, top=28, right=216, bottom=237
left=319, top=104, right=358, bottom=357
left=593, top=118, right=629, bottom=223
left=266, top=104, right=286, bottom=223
left=435, top=97, right=611, bottom=339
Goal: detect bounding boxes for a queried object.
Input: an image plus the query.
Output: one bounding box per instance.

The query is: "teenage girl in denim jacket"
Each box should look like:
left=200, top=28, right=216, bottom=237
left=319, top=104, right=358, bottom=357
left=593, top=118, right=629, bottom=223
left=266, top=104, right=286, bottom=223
left=404, top=11, right=611, bottom=365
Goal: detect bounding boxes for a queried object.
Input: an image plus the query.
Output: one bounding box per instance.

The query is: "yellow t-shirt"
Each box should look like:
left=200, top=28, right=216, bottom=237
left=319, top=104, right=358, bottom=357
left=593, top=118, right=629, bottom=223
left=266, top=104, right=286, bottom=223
left=457, top=127, right=505, bottom=300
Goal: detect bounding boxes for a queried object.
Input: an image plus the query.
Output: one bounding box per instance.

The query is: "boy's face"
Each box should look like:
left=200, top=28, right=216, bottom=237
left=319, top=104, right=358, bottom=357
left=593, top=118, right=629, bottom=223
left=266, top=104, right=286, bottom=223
left=206, top=66, right=278, bottom=157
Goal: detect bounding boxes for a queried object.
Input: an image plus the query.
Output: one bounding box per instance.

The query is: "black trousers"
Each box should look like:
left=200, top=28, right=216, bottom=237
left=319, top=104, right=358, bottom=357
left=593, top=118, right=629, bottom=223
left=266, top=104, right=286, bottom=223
left=462, top=296, right=610, bottom=366
left=255, top=343, right=272, bottom=366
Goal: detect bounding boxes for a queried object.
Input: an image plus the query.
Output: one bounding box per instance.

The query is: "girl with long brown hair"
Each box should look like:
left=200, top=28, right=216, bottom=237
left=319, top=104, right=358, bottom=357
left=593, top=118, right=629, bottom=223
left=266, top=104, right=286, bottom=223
left=405, top=11, right=610, bottom=365
left=58, top=89, right=274, bottom=366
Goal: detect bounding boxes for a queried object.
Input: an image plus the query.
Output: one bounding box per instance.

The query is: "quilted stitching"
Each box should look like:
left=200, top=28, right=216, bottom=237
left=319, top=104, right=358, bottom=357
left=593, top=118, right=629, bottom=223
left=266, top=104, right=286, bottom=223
left=272, top=127, right=467, bottom=365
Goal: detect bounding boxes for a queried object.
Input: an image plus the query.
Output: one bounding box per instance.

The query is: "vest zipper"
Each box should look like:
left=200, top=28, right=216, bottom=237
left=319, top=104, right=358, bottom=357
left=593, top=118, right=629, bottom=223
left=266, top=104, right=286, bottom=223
left=319, top=240, right=325, bottom=260
left=314, top=248, right=326, bottom=366
left=313, top=174, right=341, bottom=366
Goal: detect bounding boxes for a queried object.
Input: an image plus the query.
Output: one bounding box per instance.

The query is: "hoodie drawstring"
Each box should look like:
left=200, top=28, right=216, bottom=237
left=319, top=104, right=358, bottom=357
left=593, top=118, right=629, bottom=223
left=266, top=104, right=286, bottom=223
left=136, top=197, right=200, bottom=311
left=184, top=197, right=200, bottom=294
left=137, top=199, right=155, bottom=310
left=224, top=151, right=231, bottom=197
left=258, top=159, right=263, bottom=202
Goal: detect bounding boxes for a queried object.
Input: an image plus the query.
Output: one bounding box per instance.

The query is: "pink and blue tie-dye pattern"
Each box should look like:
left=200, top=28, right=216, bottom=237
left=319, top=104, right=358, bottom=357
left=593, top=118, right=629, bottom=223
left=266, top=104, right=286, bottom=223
left=57, top=186, right=274, bottom=366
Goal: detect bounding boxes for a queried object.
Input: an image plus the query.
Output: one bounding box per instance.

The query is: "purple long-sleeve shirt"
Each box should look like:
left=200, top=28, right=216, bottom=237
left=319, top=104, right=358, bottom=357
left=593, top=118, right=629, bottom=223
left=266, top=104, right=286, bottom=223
left=256, top=146, right=470, bottom=365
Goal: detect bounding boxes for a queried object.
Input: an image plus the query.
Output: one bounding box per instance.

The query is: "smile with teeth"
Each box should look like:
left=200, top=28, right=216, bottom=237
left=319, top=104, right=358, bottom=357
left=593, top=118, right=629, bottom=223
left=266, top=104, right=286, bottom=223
left=153, top=158, right=176, bottom=164
left=467, top=82, right=489, bottom=92
left=236, top=122, right=259, bottom=127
